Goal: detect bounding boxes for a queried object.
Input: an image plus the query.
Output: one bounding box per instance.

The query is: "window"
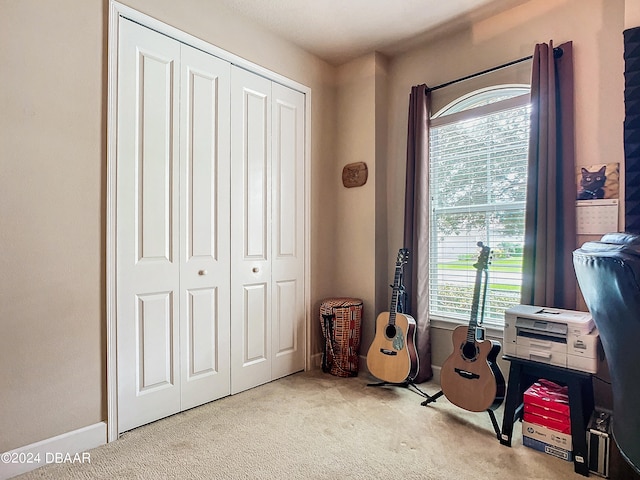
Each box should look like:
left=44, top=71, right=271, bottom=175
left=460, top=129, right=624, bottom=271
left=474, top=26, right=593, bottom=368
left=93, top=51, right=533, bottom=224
left=428, top=85, right=530, bottom=327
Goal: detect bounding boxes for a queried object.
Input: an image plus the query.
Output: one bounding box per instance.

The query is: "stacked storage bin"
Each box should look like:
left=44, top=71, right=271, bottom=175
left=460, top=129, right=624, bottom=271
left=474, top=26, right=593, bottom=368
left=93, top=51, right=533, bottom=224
left=522, top=379, right=573, bottom=461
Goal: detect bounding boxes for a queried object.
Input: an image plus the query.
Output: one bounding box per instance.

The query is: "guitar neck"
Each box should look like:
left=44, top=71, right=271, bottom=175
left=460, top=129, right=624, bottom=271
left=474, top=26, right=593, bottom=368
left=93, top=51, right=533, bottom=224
left=466, top=267, right=484, bottom=343
left=466, top=245, right=490, bottom=343
left=388, top=265, right=403, bottom=325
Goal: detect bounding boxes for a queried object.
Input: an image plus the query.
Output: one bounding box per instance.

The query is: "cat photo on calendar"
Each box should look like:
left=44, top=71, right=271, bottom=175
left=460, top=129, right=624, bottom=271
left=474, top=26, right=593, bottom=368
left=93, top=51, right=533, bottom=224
left=576, top=163, right=619, bottom=200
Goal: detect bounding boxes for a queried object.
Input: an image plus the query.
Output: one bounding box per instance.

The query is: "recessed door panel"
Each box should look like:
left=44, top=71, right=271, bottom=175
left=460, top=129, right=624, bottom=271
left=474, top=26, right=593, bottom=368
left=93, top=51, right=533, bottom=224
left=244, top=89, right=269, bottom=259
left=187, top=71, right=217, bottom=259
left=137, top=291, right=174, bottom=391
left=274, top=280, right=296, bottom=355
left=243, top=283, right=268, bottom=363
left=274, top=99, right=298, bottom=258
left=138, top=52, right=175, bottom=262
left=186, top=288, right=217, bottom=377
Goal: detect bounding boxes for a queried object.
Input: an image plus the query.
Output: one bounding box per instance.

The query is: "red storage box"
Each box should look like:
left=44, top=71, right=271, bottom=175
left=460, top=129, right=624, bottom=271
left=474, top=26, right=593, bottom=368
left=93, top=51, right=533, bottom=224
left=523, top=410, right=571, bottom=434
left=523, top=379, right=570, bottom=417
left=524, top=402, right=571, bottom=425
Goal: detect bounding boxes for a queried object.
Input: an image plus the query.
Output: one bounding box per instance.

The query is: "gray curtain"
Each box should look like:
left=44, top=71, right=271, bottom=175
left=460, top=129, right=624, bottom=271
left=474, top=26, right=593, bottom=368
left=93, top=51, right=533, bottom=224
left=403, top=84, right=432, bottom=383
left=521, top=41, right=577, bottom=309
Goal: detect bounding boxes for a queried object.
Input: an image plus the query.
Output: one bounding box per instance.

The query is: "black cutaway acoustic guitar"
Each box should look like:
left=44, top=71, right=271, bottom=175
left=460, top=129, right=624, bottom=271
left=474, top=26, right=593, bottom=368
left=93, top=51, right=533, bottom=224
left=439, top=242, right=505, bottom=412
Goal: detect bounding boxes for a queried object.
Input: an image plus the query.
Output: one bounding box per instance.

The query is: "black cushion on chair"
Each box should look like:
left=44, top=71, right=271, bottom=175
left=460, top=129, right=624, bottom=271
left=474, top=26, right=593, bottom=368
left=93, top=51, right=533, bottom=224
left=573, top=233, right=640, bottom=474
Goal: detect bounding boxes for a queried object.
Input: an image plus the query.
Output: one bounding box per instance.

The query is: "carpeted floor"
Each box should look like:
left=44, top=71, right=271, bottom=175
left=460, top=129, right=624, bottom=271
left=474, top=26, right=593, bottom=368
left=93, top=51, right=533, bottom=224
left=15, top=369, right=588, bottom=479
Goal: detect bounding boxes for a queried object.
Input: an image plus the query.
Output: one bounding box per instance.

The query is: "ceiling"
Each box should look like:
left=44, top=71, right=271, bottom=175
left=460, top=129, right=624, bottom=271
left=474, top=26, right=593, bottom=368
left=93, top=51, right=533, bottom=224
left=215, top=0, right=526, bottom=65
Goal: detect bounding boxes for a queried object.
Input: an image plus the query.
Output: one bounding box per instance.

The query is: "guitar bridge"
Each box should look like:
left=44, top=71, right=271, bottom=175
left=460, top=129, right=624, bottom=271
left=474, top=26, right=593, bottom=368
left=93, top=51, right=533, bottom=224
left=454, top=368, right=480, bottom=380
left=380, top=348, right=398, bottom=356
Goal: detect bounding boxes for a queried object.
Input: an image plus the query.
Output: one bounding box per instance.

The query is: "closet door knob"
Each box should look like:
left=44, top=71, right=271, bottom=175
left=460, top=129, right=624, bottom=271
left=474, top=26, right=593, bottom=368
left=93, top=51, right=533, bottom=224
left=198, top=270, right=208, bottom=276
left=252, top=267, right=259, bottom=273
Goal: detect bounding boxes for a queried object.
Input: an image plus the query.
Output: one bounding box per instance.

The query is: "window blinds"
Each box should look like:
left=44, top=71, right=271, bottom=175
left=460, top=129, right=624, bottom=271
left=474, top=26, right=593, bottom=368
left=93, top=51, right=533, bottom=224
left=428, top=97, right=531, bottom=325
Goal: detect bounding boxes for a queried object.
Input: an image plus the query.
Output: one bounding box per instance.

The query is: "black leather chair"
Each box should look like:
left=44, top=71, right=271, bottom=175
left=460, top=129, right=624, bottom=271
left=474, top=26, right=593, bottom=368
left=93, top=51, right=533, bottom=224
left=573, top=233, right=640, bottom=474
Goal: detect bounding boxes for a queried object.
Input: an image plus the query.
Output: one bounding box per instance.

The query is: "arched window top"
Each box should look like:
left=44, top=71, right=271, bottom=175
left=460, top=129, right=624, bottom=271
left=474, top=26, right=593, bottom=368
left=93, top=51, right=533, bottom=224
left=433, top=84, right=530, bottom=119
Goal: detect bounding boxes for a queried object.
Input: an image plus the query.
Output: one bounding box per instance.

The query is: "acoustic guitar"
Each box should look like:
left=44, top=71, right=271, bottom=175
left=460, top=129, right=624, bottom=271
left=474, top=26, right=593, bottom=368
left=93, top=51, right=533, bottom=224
left=366, top=248, right=419, bottom=383
left=440, top=242, right=505, bottom=412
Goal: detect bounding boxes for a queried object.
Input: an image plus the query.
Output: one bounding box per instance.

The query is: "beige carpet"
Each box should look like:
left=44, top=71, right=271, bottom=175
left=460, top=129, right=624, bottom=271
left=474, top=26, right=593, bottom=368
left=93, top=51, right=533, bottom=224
left=16, top=369, right=586, bottom=480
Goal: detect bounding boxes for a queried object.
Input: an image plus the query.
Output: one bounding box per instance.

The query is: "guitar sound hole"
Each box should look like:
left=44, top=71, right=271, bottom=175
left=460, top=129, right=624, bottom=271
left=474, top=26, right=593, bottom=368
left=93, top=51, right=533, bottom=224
left=461, top=342, right=478, bottom=361
left=384, top=324, right=397, bottom=339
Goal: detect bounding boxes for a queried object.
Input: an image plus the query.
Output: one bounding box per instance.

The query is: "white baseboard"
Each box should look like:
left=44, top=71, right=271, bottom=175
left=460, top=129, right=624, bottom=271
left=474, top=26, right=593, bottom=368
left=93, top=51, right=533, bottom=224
left=310, top=352, right=322, bottom=368
left=431, top=365, right=442, bottom=385
left=0, top=422, right=107, bottom=480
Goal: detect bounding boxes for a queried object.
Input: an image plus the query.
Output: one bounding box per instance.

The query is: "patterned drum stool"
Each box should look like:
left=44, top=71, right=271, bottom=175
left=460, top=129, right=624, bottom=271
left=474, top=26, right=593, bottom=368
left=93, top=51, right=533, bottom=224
left=320, top=298, right=363, bottom=377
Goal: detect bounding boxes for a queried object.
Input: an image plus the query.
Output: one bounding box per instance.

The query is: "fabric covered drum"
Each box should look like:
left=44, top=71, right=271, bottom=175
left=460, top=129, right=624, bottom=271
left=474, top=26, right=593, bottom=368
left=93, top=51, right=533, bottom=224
left=320, top=298, right=363, bottom=377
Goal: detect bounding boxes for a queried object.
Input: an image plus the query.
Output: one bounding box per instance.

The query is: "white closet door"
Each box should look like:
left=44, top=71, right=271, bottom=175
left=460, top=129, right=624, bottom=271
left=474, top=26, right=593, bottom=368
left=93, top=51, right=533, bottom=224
left=230, top=67, right=273, bottom=394
left=115, top=16, right=307, bottom=430
left=116, top=19, right=232, bottom=432
left=271, top=83, right=306, bottom=379
left=178, top=44, right=231, bottom=410
left=116, top=19, right=181, bottom=432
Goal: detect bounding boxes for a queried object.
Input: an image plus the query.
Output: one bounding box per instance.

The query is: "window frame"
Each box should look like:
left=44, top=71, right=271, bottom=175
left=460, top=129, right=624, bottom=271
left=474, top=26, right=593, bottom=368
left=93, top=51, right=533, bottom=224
left=427, top=85, right=531, bottom=333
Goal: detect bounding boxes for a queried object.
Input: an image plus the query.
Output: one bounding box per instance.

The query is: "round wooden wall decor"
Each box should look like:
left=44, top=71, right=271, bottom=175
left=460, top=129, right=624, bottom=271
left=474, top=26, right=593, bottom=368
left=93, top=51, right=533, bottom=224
left=342, top=162, right=368, bottom=188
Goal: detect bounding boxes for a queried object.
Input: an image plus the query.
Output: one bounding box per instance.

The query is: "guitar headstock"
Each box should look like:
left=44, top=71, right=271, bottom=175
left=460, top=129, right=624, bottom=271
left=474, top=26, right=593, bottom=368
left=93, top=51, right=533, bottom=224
left=397, top=248, right=410, bottom=266
left=473, top=241, right=491, bottom=271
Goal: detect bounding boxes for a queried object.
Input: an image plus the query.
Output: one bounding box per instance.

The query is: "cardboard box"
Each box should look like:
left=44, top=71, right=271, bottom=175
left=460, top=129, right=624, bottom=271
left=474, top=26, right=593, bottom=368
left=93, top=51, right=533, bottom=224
left=523, top=435, right=573, bottom=462
left=522, top=420, right=572, bottom=451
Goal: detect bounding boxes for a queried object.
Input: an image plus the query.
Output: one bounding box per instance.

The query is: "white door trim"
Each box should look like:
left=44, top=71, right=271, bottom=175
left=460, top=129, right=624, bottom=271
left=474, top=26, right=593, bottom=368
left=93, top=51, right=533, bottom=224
left=106, top=0, right=311, bottom=443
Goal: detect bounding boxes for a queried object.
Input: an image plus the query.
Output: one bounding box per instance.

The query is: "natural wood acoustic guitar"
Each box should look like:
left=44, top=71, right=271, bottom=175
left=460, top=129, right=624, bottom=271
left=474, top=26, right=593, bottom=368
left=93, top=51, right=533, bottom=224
left=366, top=248, right=419, bottom=383
left=440, top=242, right=505, bottom=412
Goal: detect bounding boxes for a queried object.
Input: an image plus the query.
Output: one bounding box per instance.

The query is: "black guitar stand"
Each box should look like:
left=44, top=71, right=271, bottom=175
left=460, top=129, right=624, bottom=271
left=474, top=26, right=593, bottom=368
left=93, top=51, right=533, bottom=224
left=368, top=272, right=431, bottom=398
left=367, top=378, right=431, bottom=399
left=420, top=390, right=501, bottom=440
left=419, top=244, right=503, bottom=441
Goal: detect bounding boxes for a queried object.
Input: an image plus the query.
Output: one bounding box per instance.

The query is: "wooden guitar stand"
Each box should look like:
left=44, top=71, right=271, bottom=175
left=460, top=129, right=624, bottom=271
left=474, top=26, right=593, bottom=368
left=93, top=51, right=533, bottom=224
left=420, top=390, right=502, bottom=440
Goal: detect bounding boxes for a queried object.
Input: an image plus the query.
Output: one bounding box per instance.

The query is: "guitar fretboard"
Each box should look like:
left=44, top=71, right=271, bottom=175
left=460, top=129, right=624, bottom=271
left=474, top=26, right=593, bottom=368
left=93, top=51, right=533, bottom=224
left=466, top=245, right=490, bottom=343
left=388, top=264, right=403, bottom=326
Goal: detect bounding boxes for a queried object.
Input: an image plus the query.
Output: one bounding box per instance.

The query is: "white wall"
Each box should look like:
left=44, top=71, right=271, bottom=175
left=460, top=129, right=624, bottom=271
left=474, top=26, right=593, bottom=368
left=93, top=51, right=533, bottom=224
left=322, top=52, right=391, bottom=356
left=626, top=0, right=640, bottom=29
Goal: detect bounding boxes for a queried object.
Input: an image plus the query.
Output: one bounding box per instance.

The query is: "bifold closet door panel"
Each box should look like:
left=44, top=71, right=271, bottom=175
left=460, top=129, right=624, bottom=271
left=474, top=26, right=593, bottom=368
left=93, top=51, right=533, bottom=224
left=271, top=83, right=306, bottom=380
left=230, top=67, right=273, bottom=395
left=178, top=44, right=232, bottom=410
left=116, top=19, right=182, bottom=432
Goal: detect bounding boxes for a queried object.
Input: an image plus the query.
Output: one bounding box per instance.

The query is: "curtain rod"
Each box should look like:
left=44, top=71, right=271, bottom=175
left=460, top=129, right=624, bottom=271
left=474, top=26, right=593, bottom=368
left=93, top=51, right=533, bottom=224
left=426, top=47, right=563, bottom=93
